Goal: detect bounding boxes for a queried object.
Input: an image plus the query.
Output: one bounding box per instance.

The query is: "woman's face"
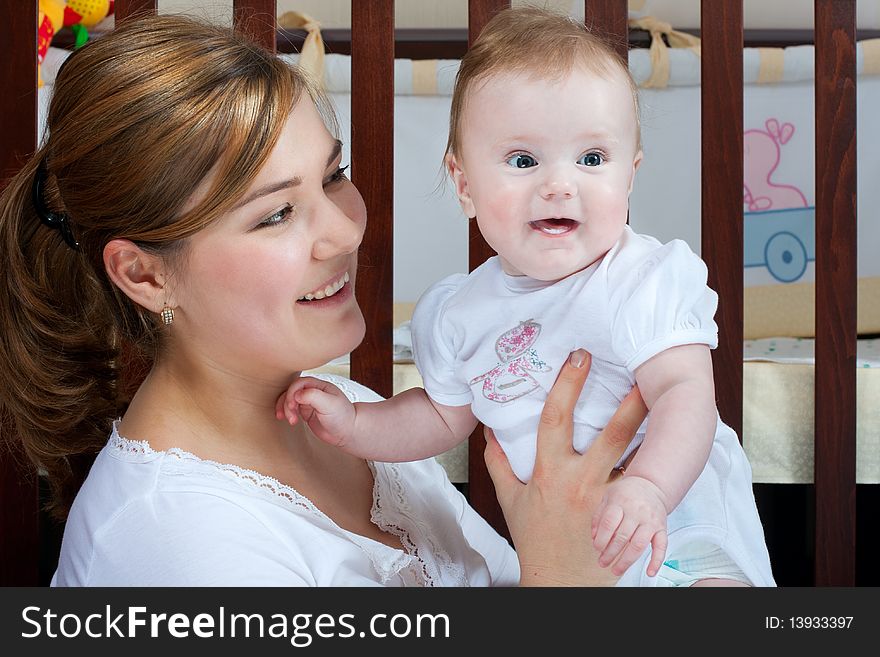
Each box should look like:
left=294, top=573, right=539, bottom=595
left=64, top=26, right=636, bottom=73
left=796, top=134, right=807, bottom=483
left=170, top=96, right=366, bottom=380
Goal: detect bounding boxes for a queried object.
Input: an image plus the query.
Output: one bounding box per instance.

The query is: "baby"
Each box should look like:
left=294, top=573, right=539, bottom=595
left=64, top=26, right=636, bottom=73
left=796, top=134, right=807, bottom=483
left=279, top=7, right=774, bottom=587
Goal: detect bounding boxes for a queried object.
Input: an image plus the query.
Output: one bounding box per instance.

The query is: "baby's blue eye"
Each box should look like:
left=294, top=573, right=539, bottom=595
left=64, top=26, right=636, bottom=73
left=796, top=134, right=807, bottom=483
left=578, top=152, right=604, bottom=167
left=506, top=153, right=538, bottom=169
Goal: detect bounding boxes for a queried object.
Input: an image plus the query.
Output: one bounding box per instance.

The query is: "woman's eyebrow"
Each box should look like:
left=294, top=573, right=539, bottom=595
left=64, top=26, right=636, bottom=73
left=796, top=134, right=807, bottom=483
left=235, top=177, right=302, bottom=210
left=233, top=141, right=343, bottom=211
left=326, top=139, right=342, bottom=167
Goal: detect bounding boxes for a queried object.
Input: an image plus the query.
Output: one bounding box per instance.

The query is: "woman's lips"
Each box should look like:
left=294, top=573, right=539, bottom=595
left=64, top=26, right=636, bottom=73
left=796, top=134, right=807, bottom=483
left=295, top=280, right=353, bottom=307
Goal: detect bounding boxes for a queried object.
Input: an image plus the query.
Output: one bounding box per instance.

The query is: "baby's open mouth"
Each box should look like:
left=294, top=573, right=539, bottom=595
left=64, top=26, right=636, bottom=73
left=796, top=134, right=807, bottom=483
left=529, top=218, right=579, bottom=235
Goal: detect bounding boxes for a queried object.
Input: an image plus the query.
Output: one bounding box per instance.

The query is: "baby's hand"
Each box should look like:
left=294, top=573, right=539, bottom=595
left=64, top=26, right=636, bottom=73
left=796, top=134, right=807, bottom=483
left=275, top=376, right=356, bottom=448
left=591, top=475, right=669, bottom=577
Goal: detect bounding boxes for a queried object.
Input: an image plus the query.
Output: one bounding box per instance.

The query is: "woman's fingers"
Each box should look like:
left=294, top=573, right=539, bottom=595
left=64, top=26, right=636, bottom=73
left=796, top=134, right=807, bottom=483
left=533, top=350, right=591, bottom=468
left=581, top=385, right=647, bottom=483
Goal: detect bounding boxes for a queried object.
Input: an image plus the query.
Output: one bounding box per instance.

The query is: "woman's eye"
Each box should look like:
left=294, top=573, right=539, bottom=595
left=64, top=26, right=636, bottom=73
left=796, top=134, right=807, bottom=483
left=257, top=203, right=294, bottom=229
left=578, top=152, right=604, bottom=167
left=506, top=153, right=538, bottom=169
left=325, top=164, right=350, bottom=186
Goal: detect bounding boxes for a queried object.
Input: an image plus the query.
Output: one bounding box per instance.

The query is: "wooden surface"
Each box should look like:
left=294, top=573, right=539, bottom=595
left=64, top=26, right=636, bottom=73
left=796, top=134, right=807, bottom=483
left=233, top=0, right=277, bottom=52
left=350, top=1, right=395, bottom=399
left=700, top=1, right=744, bottom=441
left=115, top=0, right=157, bottom=20
left=813, top=0, right=857, bottom=587
left=584, top=0, right=629, bottom=58
left=0, top=0, right=40, bottom=587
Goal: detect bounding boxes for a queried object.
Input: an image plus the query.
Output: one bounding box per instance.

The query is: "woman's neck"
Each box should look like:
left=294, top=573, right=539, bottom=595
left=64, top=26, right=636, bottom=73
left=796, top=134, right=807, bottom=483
left=119, top=353, right=315, bottom=474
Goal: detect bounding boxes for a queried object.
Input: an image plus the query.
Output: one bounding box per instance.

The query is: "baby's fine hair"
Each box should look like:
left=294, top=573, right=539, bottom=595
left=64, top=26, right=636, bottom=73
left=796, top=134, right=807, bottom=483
left=0, top=15, right=328, bottom=520
left=446, top=6, right=641, bottom=158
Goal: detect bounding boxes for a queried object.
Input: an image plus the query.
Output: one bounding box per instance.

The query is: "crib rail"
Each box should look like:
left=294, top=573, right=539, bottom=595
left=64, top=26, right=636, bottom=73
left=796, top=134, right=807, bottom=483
left=350, top=1, right=395, bottom=398
left=0, top=0, right=860, bottom=586
left=813, top=0, right=857, bottom=586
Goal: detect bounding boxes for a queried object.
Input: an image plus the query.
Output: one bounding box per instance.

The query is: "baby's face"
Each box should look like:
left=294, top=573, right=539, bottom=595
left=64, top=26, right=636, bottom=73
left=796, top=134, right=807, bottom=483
left=450, top=66, right=641, bottom=281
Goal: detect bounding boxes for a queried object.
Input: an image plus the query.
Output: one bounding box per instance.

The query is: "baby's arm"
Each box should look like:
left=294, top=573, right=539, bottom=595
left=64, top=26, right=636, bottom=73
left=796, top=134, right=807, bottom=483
left=277, top=377, right=477, bottom=461
left=592, top=344, right=717, bottom=575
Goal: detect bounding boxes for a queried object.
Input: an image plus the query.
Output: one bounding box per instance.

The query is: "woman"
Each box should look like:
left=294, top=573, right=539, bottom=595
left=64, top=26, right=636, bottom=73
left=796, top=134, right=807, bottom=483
left=0, top=15, right=644, bottom=586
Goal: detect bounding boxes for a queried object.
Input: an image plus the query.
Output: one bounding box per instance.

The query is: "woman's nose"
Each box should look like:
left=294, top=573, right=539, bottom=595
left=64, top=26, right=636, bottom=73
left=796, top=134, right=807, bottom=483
left=311, top=193, right=366, bottom=260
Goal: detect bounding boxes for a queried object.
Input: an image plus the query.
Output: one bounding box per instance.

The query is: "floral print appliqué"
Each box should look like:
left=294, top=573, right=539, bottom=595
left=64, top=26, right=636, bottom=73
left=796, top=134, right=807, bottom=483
left=469, top=319, right=551, bottom=403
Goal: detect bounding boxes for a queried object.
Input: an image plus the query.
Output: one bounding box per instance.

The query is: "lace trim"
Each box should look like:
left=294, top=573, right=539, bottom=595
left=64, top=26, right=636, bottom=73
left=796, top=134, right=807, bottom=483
left=373, top=461, right=469, bottom=588
left=109, top=413, right=424, bottom=585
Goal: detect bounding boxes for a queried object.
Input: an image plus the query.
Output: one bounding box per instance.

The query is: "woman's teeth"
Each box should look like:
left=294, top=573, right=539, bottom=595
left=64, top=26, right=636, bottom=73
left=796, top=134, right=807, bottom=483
left=298, top=272, right=350, bottom=301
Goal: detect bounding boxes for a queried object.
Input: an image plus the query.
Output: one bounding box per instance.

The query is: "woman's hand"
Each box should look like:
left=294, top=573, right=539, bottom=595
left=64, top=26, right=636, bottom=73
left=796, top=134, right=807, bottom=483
left=485, top=350, right=648, bottom=586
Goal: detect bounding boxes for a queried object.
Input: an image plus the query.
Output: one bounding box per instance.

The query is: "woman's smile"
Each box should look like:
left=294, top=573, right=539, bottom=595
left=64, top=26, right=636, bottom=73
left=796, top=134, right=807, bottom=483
left=295, top=272, right=354, bottom=308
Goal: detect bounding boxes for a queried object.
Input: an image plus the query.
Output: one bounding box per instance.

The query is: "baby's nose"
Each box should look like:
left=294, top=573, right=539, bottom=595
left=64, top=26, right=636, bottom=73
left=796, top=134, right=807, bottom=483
left=540, top=177, right=578, bottom=199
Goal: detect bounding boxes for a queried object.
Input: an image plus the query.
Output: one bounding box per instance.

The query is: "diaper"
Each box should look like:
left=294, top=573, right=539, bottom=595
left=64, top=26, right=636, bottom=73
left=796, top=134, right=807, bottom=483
left=654, top=540, right=752, bottom=587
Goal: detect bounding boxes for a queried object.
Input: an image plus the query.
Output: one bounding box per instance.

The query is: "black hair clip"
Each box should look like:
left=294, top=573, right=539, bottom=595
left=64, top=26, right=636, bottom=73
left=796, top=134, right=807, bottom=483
left=32, top=160, right=79, bottom=250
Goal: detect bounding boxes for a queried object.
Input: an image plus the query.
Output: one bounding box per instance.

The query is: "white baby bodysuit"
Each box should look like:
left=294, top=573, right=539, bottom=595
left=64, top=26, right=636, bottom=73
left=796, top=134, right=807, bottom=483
left=411, top=226, right=776, bottom=586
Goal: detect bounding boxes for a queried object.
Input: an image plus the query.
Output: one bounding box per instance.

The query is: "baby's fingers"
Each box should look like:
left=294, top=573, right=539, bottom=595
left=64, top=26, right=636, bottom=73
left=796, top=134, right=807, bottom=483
left=646, top=530, right=668, bottom=577
left=610, top=525, right=655, bottom=576
left=591, top=503, right=622, bottom=554
left=275, top=392, right=298, bottom=424
left=598, top=517, right=638, bottom=569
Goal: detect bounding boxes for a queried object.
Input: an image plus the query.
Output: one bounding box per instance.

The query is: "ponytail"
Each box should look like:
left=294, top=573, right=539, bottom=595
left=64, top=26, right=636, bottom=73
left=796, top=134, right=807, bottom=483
left=0, top=154, right=121, bottom=519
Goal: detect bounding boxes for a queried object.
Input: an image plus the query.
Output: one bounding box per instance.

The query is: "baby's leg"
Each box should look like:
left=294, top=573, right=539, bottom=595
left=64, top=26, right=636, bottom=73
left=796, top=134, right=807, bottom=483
left=690, top=578, right=749, bottom=587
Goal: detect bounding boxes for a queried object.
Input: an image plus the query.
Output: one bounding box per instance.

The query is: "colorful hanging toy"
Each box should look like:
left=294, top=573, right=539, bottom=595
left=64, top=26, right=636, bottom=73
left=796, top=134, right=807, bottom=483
left=38, top=1, right=115, bottom=86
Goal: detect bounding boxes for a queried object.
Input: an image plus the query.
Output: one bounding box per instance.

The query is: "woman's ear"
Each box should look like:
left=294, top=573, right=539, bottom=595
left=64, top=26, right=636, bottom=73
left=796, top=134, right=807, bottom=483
left=445, top=153, right=476, bottom=219
left=103, top=239, right=169, bottom=313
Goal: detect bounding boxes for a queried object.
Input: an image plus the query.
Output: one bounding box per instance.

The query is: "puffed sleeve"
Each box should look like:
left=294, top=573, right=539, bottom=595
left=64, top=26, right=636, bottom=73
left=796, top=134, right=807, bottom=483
left=609, top=239, right=718, bottom=372
left=410, top=274, right=473, bottom=406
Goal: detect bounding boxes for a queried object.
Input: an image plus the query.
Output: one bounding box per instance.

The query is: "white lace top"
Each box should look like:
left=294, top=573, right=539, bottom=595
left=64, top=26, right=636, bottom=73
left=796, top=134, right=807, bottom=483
left=51, top=375, right=519, bottom=587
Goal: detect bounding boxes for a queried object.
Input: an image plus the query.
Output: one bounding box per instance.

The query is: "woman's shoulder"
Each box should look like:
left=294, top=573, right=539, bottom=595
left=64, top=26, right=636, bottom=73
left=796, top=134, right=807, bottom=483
left=59, top=435, right=326, bottom=585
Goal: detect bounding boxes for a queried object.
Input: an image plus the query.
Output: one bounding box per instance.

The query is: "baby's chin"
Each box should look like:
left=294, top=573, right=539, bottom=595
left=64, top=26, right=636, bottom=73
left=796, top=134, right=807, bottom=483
left=515, top=258, right=602, bottom=283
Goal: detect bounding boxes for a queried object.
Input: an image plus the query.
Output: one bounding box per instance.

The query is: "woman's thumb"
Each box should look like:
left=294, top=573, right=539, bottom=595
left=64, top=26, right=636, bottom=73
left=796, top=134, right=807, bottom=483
left=483, top=426, right=518, bottom=502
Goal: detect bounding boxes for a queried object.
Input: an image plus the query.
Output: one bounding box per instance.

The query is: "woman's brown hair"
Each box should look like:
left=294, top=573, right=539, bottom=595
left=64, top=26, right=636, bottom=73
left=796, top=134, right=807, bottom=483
left=0, top=15, right=322, bottom=519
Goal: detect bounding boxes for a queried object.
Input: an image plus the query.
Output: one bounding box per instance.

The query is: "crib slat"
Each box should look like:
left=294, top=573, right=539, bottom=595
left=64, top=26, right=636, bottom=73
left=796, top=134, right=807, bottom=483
left=115, top=0, right=157, bottom=21
left=700, top=1, right=744, bottom=440
left=813, top=0, right=857, bottom=587
left=463, top=0, right=510, bottom=538
left=233, top=0, right=277, bottom=52
left=0, top=0, right=40, bottom=588
left=350, top=1, right=395, bottom=399
left=584, top=0, right=629, bottom=59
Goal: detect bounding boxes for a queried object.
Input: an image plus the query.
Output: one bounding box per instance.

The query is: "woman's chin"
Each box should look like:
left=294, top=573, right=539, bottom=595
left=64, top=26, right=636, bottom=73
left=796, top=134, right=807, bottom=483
left=305, top=313, right=366, bottom=372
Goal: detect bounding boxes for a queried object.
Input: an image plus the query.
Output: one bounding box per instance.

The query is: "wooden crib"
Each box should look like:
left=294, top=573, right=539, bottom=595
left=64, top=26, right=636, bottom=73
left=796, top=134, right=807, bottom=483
left=0, top=0, right=862, bottom=586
